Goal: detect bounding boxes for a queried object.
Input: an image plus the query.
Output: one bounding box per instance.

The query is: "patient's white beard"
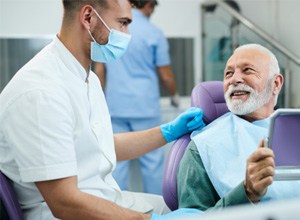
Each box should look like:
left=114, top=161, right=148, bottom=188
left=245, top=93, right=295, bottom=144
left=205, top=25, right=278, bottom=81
left=225, top=81, right=273, bottom=115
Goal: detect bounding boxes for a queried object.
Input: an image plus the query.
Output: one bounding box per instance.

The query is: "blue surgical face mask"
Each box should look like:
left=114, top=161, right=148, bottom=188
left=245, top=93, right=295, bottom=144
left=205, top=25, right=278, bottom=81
left=88, top=9, right=131, bottom=63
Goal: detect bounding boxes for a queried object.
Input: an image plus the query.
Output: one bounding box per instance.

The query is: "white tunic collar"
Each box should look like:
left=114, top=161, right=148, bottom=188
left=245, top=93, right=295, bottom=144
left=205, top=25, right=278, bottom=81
left=52, top=36, right=89, bottom=82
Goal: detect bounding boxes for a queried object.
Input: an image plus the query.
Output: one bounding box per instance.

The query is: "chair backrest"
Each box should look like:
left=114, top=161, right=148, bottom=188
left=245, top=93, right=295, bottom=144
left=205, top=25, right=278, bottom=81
left=0, top=171, right=24, bottom=220
left=162, top=81, right=229, bottom=210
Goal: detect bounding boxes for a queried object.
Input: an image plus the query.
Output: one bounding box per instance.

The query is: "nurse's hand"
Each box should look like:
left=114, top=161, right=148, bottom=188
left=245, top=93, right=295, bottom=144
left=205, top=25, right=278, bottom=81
left=160, top=107, right=205, bottom=143
left=151, top=208, right=203, bottom=220
left=170, top=93, right=180, bottom=108
left=244, top=139, right=275, bottom=203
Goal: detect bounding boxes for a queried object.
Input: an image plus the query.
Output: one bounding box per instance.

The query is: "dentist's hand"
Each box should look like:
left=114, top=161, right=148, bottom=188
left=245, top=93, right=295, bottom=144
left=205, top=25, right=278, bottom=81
left=151, top=208, right=203, bottom=220
left=160, top=107, right=205, bottom=143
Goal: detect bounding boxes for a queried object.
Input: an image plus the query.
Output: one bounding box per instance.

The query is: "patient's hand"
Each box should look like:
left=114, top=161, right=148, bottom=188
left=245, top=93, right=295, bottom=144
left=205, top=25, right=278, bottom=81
left=244, top=139, right=275, bottom=203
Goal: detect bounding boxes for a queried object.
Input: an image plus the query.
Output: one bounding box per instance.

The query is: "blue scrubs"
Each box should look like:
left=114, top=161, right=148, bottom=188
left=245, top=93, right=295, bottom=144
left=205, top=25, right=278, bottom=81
left=104, top=9, right=171, bottom=195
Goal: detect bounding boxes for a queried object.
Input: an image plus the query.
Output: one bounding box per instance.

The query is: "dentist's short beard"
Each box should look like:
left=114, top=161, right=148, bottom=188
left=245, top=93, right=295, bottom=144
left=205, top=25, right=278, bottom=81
left=225, top=80, right=273, bottom=115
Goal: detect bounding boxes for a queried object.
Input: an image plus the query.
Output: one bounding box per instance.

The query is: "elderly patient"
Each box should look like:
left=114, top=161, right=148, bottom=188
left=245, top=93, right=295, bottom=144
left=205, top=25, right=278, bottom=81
left=177, top=44, right=300, bottom=211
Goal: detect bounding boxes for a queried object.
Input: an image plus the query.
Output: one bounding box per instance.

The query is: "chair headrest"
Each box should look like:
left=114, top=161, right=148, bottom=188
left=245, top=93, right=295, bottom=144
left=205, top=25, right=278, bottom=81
left=191, top=81, right=229, bottom=124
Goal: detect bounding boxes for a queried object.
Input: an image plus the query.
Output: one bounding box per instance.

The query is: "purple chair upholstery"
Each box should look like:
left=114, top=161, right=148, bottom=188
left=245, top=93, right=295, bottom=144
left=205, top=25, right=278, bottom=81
left=0, top=171, right=24, bottom=220
left=162, top=81, right=229, bottom=210
left=191, top=81, right=230, bottom=125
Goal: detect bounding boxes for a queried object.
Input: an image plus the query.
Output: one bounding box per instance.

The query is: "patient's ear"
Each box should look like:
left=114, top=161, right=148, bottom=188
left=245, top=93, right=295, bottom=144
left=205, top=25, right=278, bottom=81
left=273, top=73, right=284, bottom=95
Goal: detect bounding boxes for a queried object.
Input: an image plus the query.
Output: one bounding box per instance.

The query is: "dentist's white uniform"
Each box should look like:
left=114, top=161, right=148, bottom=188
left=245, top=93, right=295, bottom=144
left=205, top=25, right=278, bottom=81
left=0, top=37, right=165, bottom=220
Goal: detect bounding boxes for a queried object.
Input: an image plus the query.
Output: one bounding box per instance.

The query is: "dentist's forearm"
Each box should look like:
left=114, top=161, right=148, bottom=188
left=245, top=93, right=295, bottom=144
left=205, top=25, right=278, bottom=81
left=114, top=127, right=166, bottom=161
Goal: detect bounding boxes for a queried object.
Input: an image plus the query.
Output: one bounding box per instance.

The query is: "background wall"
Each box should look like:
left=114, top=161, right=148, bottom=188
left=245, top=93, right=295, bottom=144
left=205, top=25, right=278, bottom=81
left=0, top=0, right=62, bottom=37
left=234, top=0, right=300, bottom=107
left=153, top=0, right=300, bottom=107
left=1, top=0, right=300, bottom=106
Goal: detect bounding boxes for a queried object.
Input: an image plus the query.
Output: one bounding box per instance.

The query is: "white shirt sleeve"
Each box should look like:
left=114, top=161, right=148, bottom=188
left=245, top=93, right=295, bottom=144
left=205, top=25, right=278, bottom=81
left=2, top=88, right=78, bottom=182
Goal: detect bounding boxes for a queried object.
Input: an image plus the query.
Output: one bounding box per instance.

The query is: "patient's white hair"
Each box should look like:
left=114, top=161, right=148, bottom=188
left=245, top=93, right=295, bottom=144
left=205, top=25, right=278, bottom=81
left=234, top=44, right=280, bottom=79
left=234, top=44, right=281, bottom=105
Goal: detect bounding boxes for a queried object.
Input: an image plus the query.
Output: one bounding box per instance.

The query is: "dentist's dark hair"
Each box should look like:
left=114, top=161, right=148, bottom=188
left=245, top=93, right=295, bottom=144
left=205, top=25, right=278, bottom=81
left=62, top=0, right=109, bottom=21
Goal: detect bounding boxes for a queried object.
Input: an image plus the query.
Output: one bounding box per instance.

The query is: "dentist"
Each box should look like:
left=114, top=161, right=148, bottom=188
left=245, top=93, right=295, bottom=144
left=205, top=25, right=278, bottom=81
left=0, top=0, right=204, bottom=219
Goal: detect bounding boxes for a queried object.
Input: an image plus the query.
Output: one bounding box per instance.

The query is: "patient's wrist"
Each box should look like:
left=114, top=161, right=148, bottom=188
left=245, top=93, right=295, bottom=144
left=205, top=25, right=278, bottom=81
left=243, top=181, right=261, bottom=203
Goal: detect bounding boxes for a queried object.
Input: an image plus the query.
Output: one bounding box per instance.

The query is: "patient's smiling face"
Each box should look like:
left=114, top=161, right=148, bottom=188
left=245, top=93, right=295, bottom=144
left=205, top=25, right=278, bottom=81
left=223, top=47, right=275, bottom=120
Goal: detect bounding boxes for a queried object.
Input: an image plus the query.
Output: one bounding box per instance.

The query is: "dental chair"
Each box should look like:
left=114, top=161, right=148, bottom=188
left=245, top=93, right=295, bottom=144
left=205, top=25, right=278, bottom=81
left=0, top=170, right=24, bottom=220
left=162, top=81, right=229, bottom=210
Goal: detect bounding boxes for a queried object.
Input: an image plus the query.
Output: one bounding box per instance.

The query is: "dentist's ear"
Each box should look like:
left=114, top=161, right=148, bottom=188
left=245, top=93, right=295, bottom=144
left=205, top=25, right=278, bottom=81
left=80, top=5, right=94, bottom=30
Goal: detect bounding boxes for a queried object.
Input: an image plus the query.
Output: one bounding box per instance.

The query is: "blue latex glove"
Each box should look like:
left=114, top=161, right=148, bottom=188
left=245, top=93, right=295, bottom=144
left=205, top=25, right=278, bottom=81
left=151, top=208, right=203, bottom=220
left=160, top=107, right=206, bottom=143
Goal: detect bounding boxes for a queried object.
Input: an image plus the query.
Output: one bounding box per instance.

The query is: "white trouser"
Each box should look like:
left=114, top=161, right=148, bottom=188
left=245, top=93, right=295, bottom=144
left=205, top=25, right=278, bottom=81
left=121, top=191, right=170, bottom=214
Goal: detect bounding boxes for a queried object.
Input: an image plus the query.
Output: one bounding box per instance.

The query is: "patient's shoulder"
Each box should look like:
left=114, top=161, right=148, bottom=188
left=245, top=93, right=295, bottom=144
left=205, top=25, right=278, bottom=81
left=188, top=140, right=199, bottom=152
